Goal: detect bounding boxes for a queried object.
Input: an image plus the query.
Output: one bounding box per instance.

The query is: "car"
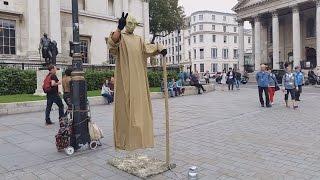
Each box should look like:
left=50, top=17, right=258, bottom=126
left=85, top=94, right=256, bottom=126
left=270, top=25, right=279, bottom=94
left=271, top=69, right=286, bottom=84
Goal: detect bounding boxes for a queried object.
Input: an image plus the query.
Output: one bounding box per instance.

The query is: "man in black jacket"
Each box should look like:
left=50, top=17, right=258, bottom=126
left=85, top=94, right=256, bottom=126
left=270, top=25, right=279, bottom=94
left=190, top=72, right=206, bottom=94
left=226, top=68, right=235, bottom=91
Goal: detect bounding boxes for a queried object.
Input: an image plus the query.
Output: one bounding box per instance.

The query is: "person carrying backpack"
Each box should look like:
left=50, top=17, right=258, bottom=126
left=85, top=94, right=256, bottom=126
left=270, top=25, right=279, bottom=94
left=43, top=65, right=64, bottom=125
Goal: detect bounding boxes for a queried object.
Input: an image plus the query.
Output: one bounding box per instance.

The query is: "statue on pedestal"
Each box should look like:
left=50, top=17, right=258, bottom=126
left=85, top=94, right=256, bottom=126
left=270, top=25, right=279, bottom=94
left=39, top=33, right=58, bottom=66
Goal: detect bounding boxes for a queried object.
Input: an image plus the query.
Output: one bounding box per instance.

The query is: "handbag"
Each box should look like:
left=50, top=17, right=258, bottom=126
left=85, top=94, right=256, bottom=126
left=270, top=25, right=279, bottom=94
left=88, top=121, right=104, bottom=141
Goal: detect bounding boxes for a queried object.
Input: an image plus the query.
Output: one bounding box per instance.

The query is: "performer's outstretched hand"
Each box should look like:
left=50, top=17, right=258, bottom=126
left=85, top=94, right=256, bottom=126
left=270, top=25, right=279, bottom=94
left=160, top=49, right=167, bottom=56
left=118, top=12, right=128, bottom=30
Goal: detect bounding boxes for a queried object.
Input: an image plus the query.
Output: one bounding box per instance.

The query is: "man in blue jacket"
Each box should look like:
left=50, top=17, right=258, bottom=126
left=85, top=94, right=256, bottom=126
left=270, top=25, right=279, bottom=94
left=294, top=66, right=304, bottom=101
left=256, top=64, right=271, bottom=107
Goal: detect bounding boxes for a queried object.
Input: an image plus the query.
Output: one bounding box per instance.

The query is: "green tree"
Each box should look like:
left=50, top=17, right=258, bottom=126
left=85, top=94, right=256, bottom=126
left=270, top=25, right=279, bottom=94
left=149, top=0, right=185, bottom=43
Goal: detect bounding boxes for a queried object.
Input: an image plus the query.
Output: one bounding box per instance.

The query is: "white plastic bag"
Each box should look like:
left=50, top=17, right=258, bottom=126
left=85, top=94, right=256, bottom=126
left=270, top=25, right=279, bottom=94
left=88, top=121, right=104, bottom=141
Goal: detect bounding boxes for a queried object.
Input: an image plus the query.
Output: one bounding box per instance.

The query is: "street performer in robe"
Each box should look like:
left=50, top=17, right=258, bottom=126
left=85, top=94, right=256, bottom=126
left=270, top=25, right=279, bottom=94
left=107, top=12, right=167, bottom=151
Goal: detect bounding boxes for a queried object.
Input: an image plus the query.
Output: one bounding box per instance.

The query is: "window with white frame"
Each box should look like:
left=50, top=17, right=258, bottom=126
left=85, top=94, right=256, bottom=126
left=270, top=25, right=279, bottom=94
left=199, top=34, right=204, bottom=42
left=200, top=48, right=204, bottom=59
left=222, top=48, right=228, bottom=59
left=233, top=64, right=238, bottom=70
left=212, top=15, right=215, bottom=21
left=193, top=26, right=196, bottom=32
left=211, top=48, right=217, bottom=59
left=248, top=37, right=251, bottom=43
left=193, top=49, right=196, bottom=59
left=193, top=36, right=196, bottom=43
left=223, top=26, right=227, bottom=32
left=223, top=36, right=227, bottom=43
left=199, top=24, right=203, bottom=30
left=199, top=14, right=204, bottom=21
left=211, top=63, right=218, bottom=72
left=223, top=16, right=226, bottom=21
left=0, top=19, right=16, bottom=55
left=193, top=16, right=196, bottom=22
left=212, top=25, right=215, bottom=31
left=80, top=37, right=90, bottom=63
left=233, top=49, right=238, bottom=59
left=200, top=63, right=204, bottom=72
left=234, top=27, right=237, bottom=32
left=234, top=36, right=237, bottom=43
left=212, top=35, right=216, bottom=42
left=188, top=38, right=190, bottom=45
left=188, top=51, right=191, bottom=60
left=223, top=63, right=229, bottom=71
left=194, top=64, right=197, bottom=72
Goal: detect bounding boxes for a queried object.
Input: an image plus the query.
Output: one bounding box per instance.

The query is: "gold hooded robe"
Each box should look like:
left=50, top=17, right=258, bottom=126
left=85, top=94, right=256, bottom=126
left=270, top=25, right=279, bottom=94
left=108, top=32, right=164, bottom=151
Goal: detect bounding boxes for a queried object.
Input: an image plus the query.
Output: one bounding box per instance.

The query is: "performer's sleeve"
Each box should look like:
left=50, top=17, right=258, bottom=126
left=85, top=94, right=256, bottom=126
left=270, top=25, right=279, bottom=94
left=107, top=32, right=120, bottom=57
left=143, top=41, right=164, bottom=58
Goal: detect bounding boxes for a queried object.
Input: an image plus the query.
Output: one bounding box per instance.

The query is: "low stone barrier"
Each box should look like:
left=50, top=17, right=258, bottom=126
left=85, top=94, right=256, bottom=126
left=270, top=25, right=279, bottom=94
left=0, top=84, right=214, bottom=116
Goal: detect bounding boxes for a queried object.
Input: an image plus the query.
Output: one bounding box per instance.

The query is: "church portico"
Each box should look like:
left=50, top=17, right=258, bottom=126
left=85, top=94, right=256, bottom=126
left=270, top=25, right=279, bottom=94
left=234, top=0, right=320, bottom=72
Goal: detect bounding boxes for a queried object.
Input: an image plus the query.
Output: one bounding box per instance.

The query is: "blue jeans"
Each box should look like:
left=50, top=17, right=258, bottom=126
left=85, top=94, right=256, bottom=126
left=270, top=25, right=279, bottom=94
left=235, top=80, right=240, bottom=89
left=102, top=93, right=114, bottom=104
left=45, top=94, right=64, bottom=122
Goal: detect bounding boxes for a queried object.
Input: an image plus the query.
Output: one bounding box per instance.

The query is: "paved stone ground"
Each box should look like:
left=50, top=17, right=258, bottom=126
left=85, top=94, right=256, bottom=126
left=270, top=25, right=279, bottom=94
left=0, top=85, right=320, bottom=180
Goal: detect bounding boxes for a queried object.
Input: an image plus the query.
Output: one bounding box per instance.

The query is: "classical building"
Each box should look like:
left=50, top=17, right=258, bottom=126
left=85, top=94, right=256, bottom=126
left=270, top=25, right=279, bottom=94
left=155, top=10, right=252, bottom=74
left=0, top=0, right=149, bottom=65
left=233, top=0, right=320, bottom=72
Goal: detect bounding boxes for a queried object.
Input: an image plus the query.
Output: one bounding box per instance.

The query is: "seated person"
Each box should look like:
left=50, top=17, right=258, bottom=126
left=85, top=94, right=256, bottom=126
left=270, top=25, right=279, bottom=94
left=175, top=79, right=185, bottom=96
left=168, top=79, right=177, bottom=97
left=101, top=80, right=114, bottom=104
left=190, top=73, right=206, bottom=94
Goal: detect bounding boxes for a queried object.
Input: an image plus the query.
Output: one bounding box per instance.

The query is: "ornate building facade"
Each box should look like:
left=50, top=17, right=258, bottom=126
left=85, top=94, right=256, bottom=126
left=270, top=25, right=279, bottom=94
left=0, top=0, right=149, bottom=64
left=233, top=0, right=320, bottom=72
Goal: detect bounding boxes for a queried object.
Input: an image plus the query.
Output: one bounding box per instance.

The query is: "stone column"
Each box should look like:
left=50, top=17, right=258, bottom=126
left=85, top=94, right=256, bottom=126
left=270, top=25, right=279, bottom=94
left=49, top=0, right=62, bottom=51
left=254, top=16, right=261, bottom=71
left=122, top=0, right=129, bottom=12
left=250, top=20, right=255, bottom=68
left=292, top=5, right=301, bottom=67
left=238, top=20, right=245, bottom=72
left=272, top=11, right=280, bottom=69
left=316, top=0, right=320, bottom=71
left=27, top=0, right=41, bottom=57
left=142, top=0, right=150, bottom=40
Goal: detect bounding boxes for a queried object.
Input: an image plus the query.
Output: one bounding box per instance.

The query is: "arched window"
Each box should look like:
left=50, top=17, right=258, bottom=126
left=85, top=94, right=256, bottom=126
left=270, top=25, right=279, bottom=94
left=306, top=18, right=315, bottom=38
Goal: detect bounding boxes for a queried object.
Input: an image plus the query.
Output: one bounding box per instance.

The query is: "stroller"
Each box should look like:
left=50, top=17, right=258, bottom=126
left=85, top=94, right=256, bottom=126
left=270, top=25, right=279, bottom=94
left=55, top=104, right=103, bottom=155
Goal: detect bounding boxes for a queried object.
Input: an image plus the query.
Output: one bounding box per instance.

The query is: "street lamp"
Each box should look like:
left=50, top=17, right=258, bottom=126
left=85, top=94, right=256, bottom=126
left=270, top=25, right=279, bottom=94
left=70, top=0, right=90, bottom=150
left=177, top=29, right=181, bottom=65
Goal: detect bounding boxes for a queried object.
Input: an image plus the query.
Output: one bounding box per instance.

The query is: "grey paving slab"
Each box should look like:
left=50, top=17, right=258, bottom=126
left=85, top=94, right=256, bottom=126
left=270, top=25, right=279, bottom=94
left=0, top=86, right=320, bottom=179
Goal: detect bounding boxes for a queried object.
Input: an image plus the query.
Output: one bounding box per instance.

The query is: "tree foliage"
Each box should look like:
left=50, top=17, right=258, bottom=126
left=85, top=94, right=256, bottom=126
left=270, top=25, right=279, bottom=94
left=149, top=0, right=185, bottom=43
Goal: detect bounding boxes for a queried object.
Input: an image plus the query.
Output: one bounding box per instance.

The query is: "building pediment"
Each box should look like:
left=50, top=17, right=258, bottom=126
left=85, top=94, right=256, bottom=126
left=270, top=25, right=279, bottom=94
left=232, top=0, right=269, bottom=12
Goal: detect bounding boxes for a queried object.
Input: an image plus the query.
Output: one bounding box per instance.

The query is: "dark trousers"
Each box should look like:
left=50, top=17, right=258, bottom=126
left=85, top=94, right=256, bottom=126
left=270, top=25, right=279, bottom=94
left=45, top=94, right=64, bottom=123
left=63, top=93, right=72, bottom=115
left=102, top=93, right=114, bottom=104
left=205, top=78, right=209, bottom=84
left=285, top=89, right=296, bottom=101
left=228, top=81, right=234, bottom=90
left=258, top=87, right=270, bottom=106
left=194, top=83, right=205, bottom=94
left=295, top=85, right=302, bottom=100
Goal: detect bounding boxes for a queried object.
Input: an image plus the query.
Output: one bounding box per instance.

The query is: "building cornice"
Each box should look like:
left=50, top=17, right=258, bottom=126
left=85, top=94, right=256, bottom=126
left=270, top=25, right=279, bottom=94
left=190, top=22, right=238, bottom=26
left=190, top=10, right=236, bottom=16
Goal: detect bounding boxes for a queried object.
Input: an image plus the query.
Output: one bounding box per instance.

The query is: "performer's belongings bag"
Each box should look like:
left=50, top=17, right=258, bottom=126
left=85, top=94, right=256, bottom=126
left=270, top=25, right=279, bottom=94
left=88, top=121, right=103, bottom=141
left=55, top=116, right=72, bottom=151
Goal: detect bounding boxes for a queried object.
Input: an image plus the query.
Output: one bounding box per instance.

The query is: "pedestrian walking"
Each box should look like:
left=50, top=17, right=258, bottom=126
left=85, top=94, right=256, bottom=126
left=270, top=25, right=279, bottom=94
left=226, top=68, right=235, bottom=91
left=44, top=65, right=64, bottom=125
left=282, top=65, right=298, bottom=109
left=235, top=69, right=241, bottom=90
left=267, top=68, right=278, bottom=105
left=62, top=68, right=72, bottom=115
left=294, top=66, right=304, bottom=101
left=256, top=64, right=271, bottom=108
left=220, top=69, right=227, bottom=91
left=204, top=70, right=210, bottom=84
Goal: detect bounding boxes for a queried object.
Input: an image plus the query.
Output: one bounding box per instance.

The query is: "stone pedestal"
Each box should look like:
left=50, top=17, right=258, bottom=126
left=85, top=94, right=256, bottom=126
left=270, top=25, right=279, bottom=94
left=34, top=69, right=63, bottom=96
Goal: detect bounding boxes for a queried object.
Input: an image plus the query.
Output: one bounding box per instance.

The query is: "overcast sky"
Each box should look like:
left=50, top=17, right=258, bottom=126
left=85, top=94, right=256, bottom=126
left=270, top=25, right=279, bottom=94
left=179, top=0, right=238, bottom=15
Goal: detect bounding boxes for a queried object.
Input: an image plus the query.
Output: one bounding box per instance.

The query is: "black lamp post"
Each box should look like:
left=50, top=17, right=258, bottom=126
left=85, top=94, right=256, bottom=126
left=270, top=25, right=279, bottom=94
left=177, top=29, right=181, bottom=65
left=70, top=0, right=90, bottom=150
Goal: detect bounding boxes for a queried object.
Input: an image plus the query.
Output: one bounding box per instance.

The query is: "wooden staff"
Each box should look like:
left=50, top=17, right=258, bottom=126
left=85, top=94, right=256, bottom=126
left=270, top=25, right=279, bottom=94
left=162, top=56, right=170, bottom=167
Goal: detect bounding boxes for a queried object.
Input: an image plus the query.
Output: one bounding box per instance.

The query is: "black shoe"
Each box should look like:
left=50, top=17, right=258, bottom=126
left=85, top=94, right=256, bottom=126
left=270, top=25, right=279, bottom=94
left=45, top=121, right=55, bottom=126
left=266, top=104, right=272, bottom=108
left=261, top=104, right=265, bottom=107
left=296, top=99, right=301, bottom=101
